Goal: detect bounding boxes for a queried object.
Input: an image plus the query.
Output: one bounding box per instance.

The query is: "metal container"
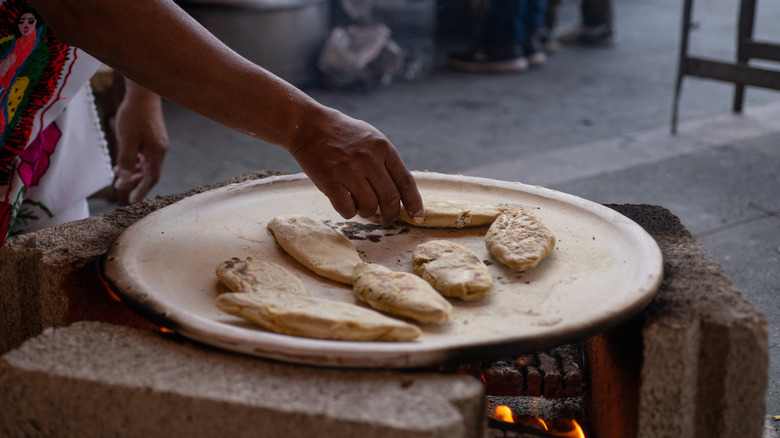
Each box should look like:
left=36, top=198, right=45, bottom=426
left=180, top=0, right=330, bottom=87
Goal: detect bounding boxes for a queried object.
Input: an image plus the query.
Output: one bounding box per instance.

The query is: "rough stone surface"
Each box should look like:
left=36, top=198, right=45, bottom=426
left=587, top=204, right=769, bottom=438
left=0, top=170, right=284, bottom=354
left=0, top=321, right=485, bottom=438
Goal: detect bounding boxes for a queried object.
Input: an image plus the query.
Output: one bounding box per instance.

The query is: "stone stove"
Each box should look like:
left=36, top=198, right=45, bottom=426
left=0, top=171, right=769, bottom=438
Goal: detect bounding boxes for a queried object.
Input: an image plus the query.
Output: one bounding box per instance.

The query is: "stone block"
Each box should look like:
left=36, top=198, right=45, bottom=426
left=0, top=171, right=283, bottom=354
left=585, top=205, right=769, bottom=438
left=0, top=321, right=485, bottom=438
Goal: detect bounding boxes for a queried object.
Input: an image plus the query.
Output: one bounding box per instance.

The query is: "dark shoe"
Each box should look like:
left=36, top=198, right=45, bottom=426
left=447, top=46, right=529, bottom=73
left=558, top=24, right=616, bottom=46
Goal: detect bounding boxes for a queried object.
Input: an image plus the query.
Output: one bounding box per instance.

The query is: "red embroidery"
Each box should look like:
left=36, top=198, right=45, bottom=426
left=1, top=3, right=69, bottom=183
left=0, top=202, right=10, bottom=240
left=17, top=119, right=60, bottom=186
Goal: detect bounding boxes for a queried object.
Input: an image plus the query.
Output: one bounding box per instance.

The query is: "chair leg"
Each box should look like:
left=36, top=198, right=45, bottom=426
left=733, top=0, right=757, bottom=113
left=672, top=0, right=695, bottom=134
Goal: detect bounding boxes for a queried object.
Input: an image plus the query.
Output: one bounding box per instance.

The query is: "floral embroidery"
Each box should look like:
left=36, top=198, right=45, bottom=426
left=17, top=118, right=59, bottom=186
left=1, top=1, right=109, bottom=244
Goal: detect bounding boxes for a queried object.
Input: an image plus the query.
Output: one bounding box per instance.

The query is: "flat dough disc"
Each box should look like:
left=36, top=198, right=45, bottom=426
left=396, top=198, right=506, bottom=228
left=267, top=214, right=363, bottom=285
left=216, top=257, right=310, bottom=296
left=352, top=263, right=453, bottom=324
left=215, top=292, right=421, bottom=342
left=413, top=240, right=493, bottom=301
left=485, top=207, right=556, bottom=271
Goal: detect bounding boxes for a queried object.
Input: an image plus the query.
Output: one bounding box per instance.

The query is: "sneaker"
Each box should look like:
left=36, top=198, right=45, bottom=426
left=539, top=27, right=560, bottom=53
left=526, top=50, right=547, bottom=67
left=524, top=38, right=547, bottom=67
left=447, top=46, right=529, bottom=73
left=558, top=24, right=616, bottom=46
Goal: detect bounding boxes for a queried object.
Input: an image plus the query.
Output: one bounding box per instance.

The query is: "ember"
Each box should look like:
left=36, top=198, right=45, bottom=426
left=473, top=344, right=585, bottom=398
left=489, top=405, right=585, bottom=438
left=98, top=269, right=122, bottom=302
left=99, top=272, right=175, bottom=334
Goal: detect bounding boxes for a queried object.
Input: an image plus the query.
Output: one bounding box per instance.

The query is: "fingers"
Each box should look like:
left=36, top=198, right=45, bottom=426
left=128, top=175, right=154, bottom=205
left=348, top=177, right=381, bottom=218
left=288, top=108, right=421, bottom=223
left=319, top=183, right=357, bottom=219
left=113, top=152, right=140, bottom=207
left=384, top=153, right=423, bottom=220
left=113, top=164, right=140, bottom=206
left=362, top=172, right=400, bottom=222
left=130, top=149, right=164, bottom=204
left=329, top=165, right=418, bottom=224
left=362, top=149, right=422, bottom=223
left=314, top=172, right=396, bottom=223
left=113, top=151, right=164, bottom=206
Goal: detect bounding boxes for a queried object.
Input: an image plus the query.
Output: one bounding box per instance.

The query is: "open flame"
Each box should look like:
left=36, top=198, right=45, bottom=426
left=493, top=405, right=515, bottom=423
left=490, top=405, right=585, bottom=438
left=547, top=419, right=585, bottom=438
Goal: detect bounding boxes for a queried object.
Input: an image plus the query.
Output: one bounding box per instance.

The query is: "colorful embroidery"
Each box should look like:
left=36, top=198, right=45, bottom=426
left=0, top=181, right=24, bottom=239
left=1, top=1, right=111, bottom=244
left=0, top=195, right=11, bottom=238
left=1, top=2, right=69, bottom=182
left=9, top=197, right=53, bottom=236
left=17, top=117, right=60, bottom=187
left=1, top=2, right=93, bottom=243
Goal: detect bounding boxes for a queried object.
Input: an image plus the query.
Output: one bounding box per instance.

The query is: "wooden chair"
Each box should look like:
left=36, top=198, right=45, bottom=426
left=672, top=0, right=780, bottom=133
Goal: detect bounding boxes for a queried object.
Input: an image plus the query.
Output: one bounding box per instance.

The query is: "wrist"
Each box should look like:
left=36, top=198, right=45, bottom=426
left=286, top=102, right=336, bottom=155
left=122, top=77, right=162, bottom=108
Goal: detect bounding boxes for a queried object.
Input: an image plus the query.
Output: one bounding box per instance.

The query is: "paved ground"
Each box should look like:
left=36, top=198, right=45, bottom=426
left=89, top=0, right=780, bottom=430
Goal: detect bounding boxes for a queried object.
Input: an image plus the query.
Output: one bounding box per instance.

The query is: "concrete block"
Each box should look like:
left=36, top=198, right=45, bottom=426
left=0, top=171, right=283, bottom=354
left=608, top=205, right=769, bottom=438
left=0, top=321, right=485, bottom=438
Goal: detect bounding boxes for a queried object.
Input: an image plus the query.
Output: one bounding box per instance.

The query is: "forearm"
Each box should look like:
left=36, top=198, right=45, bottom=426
left=30, top=0, right=318, bottom=151
left=30, top=0, right=424, bottom=221
left=122, top=78, right=163, bottom=114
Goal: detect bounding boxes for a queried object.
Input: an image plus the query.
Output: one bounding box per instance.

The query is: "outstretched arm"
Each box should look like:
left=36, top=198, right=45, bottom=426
left=30, top=0, right=422, bottom=221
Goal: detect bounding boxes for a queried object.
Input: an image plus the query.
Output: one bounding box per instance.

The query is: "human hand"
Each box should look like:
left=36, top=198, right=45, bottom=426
left=288, top=107, right=423, bottom=224
left=113, top=79, right=169, bottom=206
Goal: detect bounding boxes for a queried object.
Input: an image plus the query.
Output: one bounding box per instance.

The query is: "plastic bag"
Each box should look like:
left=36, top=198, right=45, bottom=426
left=318, top=20, right=404, bottom=89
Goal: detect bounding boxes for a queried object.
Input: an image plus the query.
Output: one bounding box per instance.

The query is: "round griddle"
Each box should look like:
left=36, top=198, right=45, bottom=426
left=103, top=172, right=663, bottom=368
